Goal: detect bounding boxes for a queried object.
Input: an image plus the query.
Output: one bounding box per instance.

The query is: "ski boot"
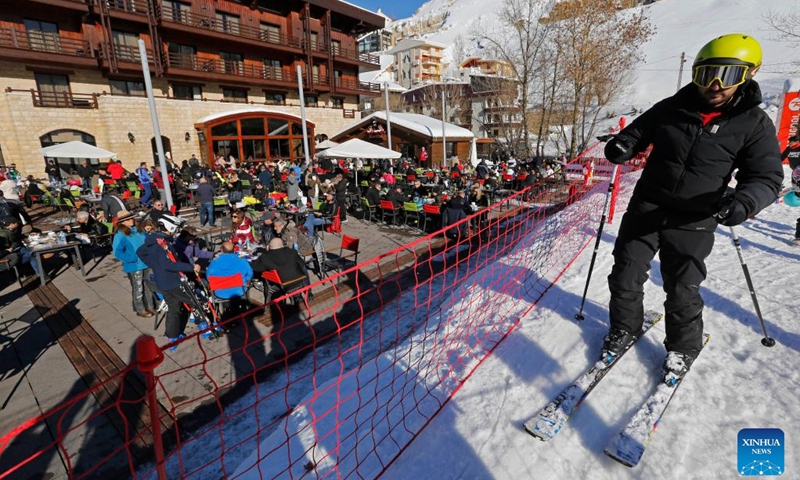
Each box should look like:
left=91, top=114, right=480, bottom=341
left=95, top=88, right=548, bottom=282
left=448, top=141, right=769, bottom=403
left=601, top=327, right=635, bottom=364
left=191, top=314, right=213, bottom=340
left=167, top=333, right=186, bottom=351
left=662, top=351, right=696, bottom=386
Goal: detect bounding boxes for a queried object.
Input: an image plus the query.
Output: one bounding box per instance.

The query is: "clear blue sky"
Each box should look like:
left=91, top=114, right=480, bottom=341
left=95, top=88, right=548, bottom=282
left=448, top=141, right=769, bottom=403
left=349, top=0, right=426, bottom=20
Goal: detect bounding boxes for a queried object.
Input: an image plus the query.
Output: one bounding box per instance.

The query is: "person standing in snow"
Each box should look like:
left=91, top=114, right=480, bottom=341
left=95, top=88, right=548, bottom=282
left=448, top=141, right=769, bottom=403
left=599, top=34, right=782, bottom=378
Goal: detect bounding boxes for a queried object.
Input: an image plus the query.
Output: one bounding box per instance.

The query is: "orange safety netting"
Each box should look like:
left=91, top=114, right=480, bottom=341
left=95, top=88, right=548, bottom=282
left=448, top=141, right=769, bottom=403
left=0, top=142, right=646, bottom=480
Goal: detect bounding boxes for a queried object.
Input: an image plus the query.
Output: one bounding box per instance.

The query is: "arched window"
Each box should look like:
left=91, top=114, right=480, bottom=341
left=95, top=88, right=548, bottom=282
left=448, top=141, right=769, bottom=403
left=39, top=129, right=97, bottom=173
left=195, top=110, right=315, bottom=164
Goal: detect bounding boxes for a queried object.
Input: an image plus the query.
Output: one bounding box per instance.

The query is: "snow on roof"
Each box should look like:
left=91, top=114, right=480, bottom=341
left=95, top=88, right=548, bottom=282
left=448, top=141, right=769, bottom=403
left=333, top=111, right=474, bottom=140
left=195, top=108, right=310, bottom=126
left=386, top=38, right=447, bottom=54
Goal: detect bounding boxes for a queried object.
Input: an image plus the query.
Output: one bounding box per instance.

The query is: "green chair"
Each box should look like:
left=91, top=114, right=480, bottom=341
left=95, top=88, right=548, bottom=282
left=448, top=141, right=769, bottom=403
left=403, top=202, right=421, bottom=229
left=313, top=200, right=323, bottom=211
left=362, top=197, right=377, bottom=222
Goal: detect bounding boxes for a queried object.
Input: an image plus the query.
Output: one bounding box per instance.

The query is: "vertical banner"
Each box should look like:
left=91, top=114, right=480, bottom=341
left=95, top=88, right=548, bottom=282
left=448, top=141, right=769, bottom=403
left=776, top=79, right=800, bottom=153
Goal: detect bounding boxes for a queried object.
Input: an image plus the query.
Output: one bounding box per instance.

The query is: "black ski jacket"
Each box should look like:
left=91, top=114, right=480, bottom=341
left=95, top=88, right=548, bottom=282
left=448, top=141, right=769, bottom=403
left=611, top=81, right=782, bottom=229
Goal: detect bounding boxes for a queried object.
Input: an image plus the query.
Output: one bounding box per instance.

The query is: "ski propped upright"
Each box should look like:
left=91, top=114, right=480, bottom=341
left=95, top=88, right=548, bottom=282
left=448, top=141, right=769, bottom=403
left=604, top=333, right=711, bottom=468
left=524, top=310, right=663, bottom=441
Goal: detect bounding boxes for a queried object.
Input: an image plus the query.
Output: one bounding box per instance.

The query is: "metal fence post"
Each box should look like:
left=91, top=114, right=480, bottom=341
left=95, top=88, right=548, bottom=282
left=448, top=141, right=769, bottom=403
left=136, top=335, right=166, bottom=480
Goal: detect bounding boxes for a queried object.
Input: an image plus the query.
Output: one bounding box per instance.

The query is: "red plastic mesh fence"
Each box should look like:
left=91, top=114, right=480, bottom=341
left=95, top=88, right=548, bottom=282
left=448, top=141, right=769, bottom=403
left=0, top=143, right=645, bottom=480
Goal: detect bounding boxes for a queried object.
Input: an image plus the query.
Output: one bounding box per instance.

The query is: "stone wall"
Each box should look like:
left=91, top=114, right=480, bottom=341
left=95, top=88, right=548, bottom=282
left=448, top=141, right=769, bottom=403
left=0, top=62, right=364, bottom=176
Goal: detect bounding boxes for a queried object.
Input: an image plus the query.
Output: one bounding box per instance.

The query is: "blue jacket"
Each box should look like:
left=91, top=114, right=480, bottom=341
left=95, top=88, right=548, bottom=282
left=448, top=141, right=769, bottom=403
left=112, top=227, right=148, bottom=273
left=206, top=253, right=253, bottom=299
left=258, top=169, right=272, bottom=189
left=136, top=232, right=195, bottom=292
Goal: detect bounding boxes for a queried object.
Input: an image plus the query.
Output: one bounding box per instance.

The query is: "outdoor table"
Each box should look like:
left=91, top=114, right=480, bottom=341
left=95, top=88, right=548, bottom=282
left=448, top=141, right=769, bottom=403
left=25, top=237, right=85, bottom=286
left=276, top=208, right=307, bottom=226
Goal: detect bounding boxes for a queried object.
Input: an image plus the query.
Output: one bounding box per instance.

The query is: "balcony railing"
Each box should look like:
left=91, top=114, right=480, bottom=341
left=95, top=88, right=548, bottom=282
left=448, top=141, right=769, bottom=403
left=5, top=88, right=99, bottom=109
left=303, top=39, right=328, bottom=54
left=332, top=47, right=379, bottom=65
left=160, top=6, right=301, bottom=49
left=0, top=28, right=91, bottom=57
left=107, top=42, right=153, bottom=63
left=334, top=77, right=380, bottom=93
left=166, top=52, right=296, bottom=83
left=103, top=0, right=149, bottom=14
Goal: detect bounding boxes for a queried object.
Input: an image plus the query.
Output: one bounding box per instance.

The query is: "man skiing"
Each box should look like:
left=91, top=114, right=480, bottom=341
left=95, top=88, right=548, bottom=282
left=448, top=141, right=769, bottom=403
left=600, top=34, right=782, bottom=378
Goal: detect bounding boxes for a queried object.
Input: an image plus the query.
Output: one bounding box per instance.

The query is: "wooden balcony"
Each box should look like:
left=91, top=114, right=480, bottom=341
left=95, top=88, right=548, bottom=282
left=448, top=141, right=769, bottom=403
left=99, top=42, right=155, bottom=72
left=6, top=88, right=99, bottom=109
left=332, top=47, right=380, bottom=67
left=26, top=0, right=90, bottom=11
left=165, top=52, right=299, bottom=87
left=160, top=6, right=302, bottom=54
left=95, top=0, right=151, bottom=22
left=333, top=77, right=380, bottom=95
left=0, top=28, right=96, bottom=67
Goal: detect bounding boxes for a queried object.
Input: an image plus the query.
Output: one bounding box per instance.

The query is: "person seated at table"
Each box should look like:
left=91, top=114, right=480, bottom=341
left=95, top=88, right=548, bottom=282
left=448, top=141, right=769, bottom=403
left=411, top=180, right=429, bottom=200
left=252, top=181, right=269, bottom=204
left=365, top=181, right=381, bottom=209
left=258, top=210, right=280, bottom=245
left=206, top=240, right=253, bottom=317
left=66, top=210, right=109, bottom=237
left=303, top=191, right=335, bottom=235
left=0, top=216, right=37, bottom=275
left=172, top=177, right=188, bottom=208
left=143, top=200, right=168, bottom=226
left=385, top=185, right=407, bottom=209
left=99, top=188, right=127, bottom=221
left=226, top=173, right=244, bottom=203
left=442, top=190, right=469, bottom=238
left=251, top=237, right=310, bottom=292
left=230, top=210, right=256, bottom=246
left=23, top=176, right=46, bottom=208
left=174, top=226, right=214, bottom=268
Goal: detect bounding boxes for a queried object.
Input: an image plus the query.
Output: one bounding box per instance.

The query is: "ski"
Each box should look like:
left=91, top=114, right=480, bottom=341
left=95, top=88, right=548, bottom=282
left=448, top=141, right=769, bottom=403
left=524, top=310, right=663, bottom=441
left=604, top=333, right=711, bottom=468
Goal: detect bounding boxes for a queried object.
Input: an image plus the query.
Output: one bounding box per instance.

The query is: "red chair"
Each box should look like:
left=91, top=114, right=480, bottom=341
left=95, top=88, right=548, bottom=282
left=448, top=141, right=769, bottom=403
left=425, top=171, right=435, bottom=180
left=261, top=269, right=307, bottom=304
left=407, top=174, right=416, bottom=182
left=207, top=273, right=250, bottom=316
left=325, top=234, right=360, bottom=276
left=422, top=203, right=441, bottom=232
left=380, top=200, right=399, bottom=226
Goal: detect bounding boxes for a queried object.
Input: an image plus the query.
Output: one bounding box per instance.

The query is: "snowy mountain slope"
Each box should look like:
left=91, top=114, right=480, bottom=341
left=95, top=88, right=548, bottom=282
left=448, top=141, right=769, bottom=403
left=379, top=167, right=800, bottom=479
left=391, top=0, right=800, bottom=111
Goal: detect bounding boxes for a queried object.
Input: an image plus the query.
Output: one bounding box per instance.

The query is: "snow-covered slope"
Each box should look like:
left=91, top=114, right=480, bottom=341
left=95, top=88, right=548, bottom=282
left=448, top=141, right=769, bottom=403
left=391, top=0, right=800, bottom=111
left=379, top=166, right=800, bottom=479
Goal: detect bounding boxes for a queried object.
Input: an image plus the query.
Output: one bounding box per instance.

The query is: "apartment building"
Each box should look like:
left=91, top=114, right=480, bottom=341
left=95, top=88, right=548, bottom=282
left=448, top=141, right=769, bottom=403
left=0, top=0, right=384, bottom=175
left=386, top=38, right=445, bottom=89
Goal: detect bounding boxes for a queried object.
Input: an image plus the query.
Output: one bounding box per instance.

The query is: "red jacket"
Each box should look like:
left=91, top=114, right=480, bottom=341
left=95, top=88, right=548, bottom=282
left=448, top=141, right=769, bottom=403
left=107, top=163, right=125, bottom=180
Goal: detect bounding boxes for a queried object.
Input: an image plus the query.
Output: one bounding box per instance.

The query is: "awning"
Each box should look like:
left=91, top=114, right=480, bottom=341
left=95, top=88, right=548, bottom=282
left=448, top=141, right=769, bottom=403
left=316, top=139, right=340, bottom=150
left=38, top=141, right=117, bottom=159
left=316, top=138, right=401, bottom=159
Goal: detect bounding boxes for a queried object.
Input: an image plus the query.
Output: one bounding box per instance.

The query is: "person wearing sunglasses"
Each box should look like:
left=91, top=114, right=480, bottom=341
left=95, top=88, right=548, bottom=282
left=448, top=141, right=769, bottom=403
left=598, top=34, right=783, bottom=380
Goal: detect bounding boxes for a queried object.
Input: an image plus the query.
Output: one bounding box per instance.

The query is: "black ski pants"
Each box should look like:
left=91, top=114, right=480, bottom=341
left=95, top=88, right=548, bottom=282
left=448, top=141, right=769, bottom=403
left=607, top=209, right=714, bottom=357
left=161, top=287, right=192, bottom=338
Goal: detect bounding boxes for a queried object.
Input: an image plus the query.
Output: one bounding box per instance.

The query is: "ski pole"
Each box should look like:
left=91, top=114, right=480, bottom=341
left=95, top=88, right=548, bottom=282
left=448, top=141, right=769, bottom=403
left=576, top=164, right=620, bottom=321
left=728, top=226, right=776, bottom=347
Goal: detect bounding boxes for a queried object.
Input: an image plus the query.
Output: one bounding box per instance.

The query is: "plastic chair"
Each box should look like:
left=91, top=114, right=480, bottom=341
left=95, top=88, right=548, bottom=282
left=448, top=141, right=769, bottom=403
left=380, top=200, right=399, bottom=226
left=403, top=202, right=421, bottom=229
left=421, top=203, right=441, bottom=232
left=324, top=234, right=360, bottom=277
left=362, top=197, right=377, bottom=222
left=261, top=269, right=306, bottom=305
left=207, top=273, right=249, bottom=316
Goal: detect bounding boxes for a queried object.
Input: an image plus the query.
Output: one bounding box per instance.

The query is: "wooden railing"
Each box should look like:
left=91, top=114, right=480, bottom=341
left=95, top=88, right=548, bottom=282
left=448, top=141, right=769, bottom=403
left=0, top=28, right=91, bottom=57
left=165, top=52, right=296, bottom=83
left=334, top=77, right=381, bottom=93
left=5, top=88, right=99, bottom=109
left=160, top=5, right=301, bottom=49
left=103, top=0, right=149, bottom=14
left=333, top=46, right=379, bottom=65
left=106, top=42, right=153, bottom=63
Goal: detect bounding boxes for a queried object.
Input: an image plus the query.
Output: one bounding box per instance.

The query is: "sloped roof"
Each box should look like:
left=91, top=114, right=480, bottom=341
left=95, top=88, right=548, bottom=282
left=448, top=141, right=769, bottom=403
left=332, top=111, right=474, bottom=141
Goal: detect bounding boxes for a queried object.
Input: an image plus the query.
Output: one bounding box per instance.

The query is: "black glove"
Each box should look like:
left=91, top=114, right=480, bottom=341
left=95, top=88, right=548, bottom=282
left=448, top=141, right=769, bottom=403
left=713, top=194, right=750, bottom=226
left=603, top=136, right=635, bottom=164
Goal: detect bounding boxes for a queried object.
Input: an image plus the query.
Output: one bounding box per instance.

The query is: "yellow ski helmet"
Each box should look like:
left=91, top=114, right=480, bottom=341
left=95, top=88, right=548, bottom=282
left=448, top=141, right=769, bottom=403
left=693, top=34, right=762, bottom=68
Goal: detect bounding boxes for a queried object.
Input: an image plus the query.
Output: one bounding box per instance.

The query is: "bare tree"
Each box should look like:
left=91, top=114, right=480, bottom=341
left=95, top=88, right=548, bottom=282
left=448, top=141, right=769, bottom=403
left=549, top=0, right=653, bottom=157
left=471, top=0, right=554, bottom=155
left=452, top=33, right=467, bottom=66
left=765, top=10, right=800, bottom=75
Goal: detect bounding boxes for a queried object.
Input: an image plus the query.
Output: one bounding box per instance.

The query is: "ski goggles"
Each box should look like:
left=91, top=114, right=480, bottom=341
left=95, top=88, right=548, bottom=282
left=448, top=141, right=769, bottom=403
left=692, top=64, right=749, bottom=89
